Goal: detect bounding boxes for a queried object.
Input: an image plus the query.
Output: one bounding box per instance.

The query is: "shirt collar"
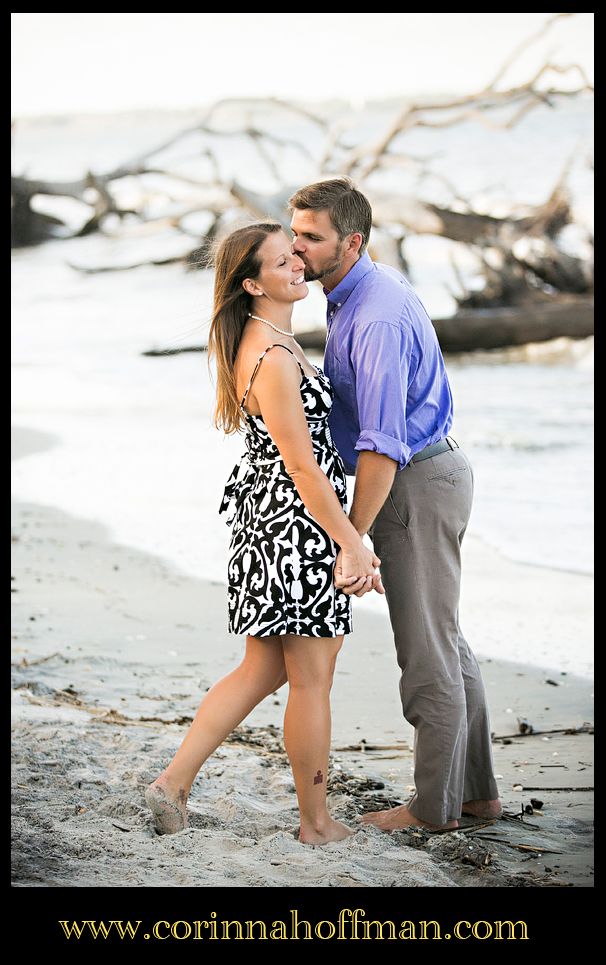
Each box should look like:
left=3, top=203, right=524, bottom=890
left=323, top=251, right=375, bottom=308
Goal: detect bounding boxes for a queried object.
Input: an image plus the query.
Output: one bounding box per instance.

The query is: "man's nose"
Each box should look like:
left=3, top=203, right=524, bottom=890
left=292, top=238, right=305, bottom=253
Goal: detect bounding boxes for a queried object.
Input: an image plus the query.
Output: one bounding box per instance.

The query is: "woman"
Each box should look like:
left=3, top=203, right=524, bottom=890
left=145, top=222, right=380, bottom=845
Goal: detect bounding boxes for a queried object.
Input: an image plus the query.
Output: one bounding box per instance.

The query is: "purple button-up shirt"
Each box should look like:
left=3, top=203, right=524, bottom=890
left=323, top=251, right=453, bottom=476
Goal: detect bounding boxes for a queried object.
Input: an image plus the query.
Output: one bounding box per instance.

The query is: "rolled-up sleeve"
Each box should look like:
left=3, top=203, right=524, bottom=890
left=351, top=320, right=411, bottom=470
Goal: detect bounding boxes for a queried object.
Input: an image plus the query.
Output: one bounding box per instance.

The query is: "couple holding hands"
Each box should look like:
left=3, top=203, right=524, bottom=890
left=145, top=177, right=501, bottom=845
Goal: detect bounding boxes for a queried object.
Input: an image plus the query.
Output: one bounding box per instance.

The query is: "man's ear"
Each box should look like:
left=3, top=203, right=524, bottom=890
left=348, top=232, right=363, bottom=255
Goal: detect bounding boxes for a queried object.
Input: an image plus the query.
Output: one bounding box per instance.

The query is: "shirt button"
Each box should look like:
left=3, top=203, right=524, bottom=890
left=337, top=303, right=341, bottom=307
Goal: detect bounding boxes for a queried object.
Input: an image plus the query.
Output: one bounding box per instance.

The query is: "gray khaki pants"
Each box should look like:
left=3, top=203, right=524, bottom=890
left=367, top=444, right=500, bottom=825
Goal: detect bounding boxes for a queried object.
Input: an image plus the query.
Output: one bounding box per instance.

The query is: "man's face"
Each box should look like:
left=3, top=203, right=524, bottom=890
left=290, top=208, right=348, bottom=283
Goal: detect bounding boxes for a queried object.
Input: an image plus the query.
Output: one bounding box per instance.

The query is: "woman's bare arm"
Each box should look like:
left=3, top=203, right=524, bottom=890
left=250, top=352, right=379, bottom=579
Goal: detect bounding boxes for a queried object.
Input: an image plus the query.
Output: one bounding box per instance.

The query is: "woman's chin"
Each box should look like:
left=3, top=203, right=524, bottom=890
left=292, top=282, right=309, bottom=300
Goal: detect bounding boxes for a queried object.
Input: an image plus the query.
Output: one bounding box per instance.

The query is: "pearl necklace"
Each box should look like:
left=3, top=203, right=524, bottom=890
left=248, top=313, right=296, bottom=338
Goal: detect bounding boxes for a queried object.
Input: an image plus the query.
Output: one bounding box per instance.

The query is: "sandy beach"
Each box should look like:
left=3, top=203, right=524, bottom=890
left=11, top=426, right=593, bottom=889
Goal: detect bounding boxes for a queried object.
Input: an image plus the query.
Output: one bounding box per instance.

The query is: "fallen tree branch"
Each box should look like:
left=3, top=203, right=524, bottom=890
left=141, top=296, right=594, bottom=357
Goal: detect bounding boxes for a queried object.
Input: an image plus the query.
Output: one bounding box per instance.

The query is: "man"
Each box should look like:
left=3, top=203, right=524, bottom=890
left=289, top=177, right=502, bottom=832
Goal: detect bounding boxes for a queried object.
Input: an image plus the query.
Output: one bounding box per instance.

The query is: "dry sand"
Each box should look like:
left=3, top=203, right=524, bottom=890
left=11, top=427, right=594, bottom=889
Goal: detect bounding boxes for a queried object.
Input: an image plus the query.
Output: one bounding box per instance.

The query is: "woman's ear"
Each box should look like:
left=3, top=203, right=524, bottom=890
left=242, top=278, right=262, bottom=297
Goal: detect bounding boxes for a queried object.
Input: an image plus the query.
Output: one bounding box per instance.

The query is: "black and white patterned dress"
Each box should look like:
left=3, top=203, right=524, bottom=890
left=219, top=343, right=353, bottom=639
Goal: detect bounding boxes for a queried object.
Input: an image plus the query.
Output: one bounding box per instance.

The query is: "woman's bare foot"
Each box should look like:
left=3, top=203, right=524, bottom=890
left=299, top=817, right=355, bottom=845
left=461, top=798, right=503, bottom=820
left=358, top=805, right=459, bottom=832
left=145, top=777, right=189, bottom=835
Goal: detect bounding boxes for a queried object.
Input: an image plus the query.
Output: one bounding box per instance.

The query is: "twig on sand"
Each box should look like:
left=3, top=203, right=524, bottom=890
left=493, top=723, right=594, bottom=739
left=334, top=742, right=411, bottom=752
left=457, top=819, right=501, bottom=833
left=518, top=786, right=594, bottom=792
left=14, top=651, right=65, bottom=667
left=473, top=835, right=563, bottom=855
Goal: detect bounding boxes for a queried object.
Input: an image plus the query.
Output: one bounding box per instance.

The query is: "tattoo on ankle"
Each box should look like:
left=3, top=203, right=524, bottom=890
left=313, top=770, right=323, bottom=786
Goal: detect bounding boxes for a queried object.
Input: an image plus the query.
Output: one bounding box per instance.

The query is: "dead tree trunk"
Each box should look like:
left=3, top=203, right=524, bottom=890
left=273, top=298, right=594, bottom=353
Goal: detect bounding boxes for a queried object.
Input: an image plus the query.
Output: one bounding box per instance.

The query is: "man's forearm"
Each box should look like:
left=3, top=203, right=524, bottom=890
left=348, top=451, right=398, bottom=536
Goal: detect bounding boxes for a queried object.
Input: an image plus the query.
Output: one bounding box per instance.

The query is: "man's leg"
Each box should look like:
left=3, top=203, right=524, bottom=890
left=457, top=614, right=501, bottom=816
left=363, top=447, right=499, bottom=828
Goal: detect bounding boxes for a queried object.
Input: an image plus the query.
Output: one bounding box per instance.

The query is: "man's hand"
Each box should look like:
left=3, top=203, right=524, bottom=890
left=334, top=548, right=385, bottom=597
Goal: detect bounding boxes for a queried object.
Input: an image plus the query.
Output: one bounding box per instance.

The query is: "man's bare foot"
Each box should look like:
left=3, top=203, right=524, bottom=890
left=461, top=798, right=503, bottom=820
left=299, top=817, right=355, bottom=845
left=145, top=778, right=189, bottom=835
left=358, top=805, right=459, bottom=832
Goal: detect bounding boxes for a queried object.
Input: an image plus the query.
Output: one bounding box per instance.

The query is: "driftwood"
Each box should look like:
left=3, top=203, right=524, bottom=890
left=11, top=176, right=66, bottom=247
left=11, top=14, right=593, bottom=350
left=492, top=722, right=594, bottom=741
left=143, top=296, right=593, bottom=357
left=300, top=299, right=594, bottom=353
left=514, top=786, right=593, bottom=793
left=432, top=298, right=593, bottom=351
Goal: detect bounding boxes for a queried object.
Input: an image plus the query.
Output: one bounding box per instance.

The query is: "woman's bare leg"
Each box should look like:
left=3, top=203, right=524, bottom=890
left=281, top=633, right=354, bottom=845
left=146, top=634, right=287, bottom=833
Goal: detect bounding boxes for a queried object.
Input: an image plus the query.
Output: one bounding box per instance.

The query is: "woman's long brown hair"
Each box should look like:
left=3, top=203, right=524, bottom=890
left=207, top=222, right=282, bottom=434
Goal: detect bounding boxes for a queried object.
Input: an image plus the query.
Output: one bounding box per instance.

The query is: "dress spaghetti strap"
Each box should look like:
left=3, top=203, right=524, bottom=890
left=240, top=344, right=305, bottom=412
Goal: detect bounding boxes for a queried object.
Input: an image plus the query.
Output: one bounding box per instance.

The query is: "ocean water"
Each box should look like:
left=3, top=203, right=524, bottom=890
left=12, top=104, right=593, bottom=674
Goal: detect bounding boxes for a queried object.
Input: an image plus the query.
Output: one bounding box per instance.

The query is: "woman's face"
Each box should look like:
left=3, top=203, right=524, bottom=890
left=246, top=231, right=308, bottom=304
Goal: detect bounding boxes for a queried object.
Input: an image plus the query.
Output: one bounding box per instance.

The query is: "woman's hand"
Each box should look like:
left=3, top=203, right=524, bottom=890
left=334, top=544, right=384, bottom=597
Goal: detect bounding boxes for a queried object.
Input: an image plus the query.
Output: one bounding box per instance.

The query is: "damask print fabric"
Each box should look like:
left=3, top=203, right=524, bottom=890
left=219, top=344, right=353, bottom=638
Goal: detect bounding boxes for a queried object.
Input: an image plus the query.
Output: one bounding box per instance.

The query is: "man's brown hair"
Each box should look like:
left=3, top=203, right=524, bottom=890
left=288, top=177, right=372, bottom=255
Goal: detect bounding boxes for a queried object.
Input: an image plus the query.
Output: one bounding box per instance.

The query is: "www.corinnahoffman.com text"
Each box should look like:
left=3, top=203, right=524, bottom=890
left=58, top=910, right=529, bottom=942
